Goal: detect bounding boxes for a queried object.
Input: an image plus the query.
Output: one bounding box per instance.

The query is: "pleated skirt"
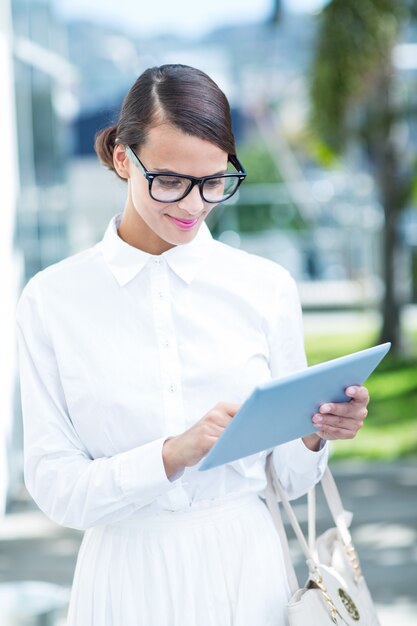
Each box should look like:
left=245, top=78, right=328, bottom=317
left=66, top=493, right=291, bottom=626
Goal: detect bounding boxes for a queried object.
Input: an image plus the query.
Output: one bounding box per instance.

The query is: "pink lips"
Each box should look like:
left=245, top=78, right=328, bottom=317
left=167, top=215, right=199, bottom=230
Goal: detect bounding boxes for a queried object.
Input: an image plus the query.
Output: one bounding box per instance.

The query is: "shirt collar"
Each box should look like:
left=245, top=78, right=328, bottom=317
left=101, top=213, right=214, bottom=286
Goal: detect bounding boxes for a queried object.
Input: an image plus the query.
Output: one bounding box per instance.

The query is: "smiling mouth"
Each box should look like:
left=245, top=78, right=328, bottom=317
left=167, top=216, right=199, bottom=224
left=165, top=214, right=201, bottom=231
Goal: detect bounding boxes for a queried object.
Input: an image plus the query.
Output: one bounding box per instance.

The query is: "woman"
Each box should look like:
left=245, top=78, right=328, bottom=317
left=16, top=64, right=369, bottom=626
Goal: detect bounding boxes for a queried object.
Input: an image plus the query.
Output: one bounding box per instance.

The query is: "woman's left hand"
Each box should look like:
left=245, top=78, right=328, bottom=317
left=312, top=385, right=370, bottom=441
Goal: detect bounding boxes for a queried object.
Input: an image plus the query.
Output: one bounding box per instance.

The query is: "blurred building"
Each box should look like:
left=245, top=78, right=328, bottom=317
left=0, top=0, right=20, bottom=516
left=3, top=0, right=79, bottom=510
left=12, top=0, right=79, bottom=281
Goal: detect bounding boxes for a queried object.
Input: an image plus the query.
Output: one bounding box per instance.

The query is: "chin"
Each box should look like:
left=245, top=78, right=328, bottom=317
left=170, top=229, right=199, bottom=244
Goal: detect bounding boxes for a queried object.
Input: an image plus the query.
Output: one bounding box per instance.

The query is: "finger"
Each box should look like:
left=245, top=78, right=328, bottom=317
left=228, top=406, right=240, bottom=417
left=209, top=407, right=236, bottom=423
left=319, top=402, right=368, bottom=420
left=207, top=425, right=226, bottom=439
left=319, top=386, right=370, bottom=417
left=313, top=413, right=359, bottom=430
left=207, top=414, right=232, bottom=429
left=313, top=413, right=363, bottom=432
left=221, top=402, right=241, bottom=416
left=345, top=385, right=370, bottom=405
left=315, top=422, right=357, bottom=440
left=203, top=423, right=227, bottom=439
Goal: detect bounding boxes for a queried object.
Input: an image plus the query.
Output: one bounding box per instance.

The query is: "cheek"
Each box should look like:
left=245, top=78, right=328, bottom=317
left=204, top=204, right=217, bottom=219
left=131, top=181, right=162, bottom=216
left=130, top=178, right=147, bottom=207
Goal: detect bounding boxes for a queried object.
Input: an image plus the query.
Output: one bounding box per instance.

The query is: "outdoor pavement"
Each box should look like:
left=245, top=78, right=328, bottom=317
left=0, top=459, right=415, bottom=625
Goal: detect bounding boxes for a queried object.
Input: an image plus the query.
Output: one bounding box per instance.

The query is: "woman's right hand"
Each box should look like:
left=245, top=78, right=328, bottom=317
left=162, top=402, right=240, bottom=479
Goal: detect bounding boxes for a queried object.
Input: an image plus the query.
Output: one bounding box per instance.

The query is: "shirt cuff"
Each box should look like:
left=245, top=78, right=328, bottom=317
left=281, top=437, right=329, bottom=475
left=291, top=439, right=329, bottom=474
left=118, top=436, right=184, bottom=502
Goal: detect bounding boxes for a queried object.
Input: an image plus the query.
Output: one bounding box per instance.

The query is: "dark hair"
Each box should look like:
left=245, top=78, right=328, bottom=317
left=94, top=64, right=236, bottom=181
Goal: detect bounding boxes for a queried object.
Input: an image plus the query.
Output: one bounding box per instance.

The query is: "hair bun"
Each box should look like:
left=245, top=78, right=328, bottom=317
left=94, top=125, right=119, bottom=173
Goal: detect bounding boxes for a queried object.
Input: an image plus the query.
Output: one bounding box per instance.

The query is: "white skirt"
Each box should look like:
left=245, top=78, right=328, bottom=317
left=66, top=493, right=291, bottom=626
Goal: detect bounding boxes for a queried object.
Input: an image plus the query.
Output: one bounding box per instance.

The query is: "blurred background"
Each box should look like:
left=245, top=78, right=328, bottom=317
left=1, top=0, right=416, bottom=623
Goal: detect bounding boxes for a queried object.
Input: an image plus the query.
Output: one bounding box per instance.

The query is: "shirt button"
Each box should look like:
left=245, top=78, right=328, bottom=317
left=154, top=258, right=161, bottom=265
left=164, top=340, right=170, bottom=348
left=159, top=291, right=164, bottom=299
left=169, top=385, right=175, bottom=393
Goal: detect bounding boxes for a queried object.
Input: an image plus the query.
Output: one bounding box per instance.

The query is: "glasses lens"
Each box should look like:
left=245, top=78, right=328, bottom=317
left=151, top=176, right=192, bottom=201
left=202, top=176, right=240, bottom=202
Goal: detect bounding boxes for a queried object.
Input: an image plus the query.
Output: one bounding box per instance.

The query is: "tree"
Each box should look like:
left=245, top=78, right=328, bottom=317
left=310, top=0, right=415, bottom=353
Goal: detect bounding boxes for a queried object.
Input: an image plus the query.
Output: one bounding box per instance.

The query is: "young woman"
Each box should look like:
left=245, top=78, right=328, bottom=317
left=16, top=64, right=369, bottom=626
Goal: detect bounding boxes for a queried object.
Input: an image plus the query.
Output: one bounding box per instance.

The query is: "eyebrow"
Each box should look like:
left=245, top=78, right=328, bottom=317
left=151, top=167, right=228, bottom=176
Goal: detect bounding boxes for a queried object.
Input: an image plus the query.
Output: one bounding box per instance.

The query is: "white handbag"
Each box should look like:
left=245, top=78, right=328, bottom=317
left=264, top=453, right=381, bottom=626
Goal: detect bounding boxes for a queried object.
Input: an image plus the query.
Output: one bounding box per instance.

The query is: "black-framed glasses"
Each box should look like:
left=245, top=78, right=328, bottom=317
left=125, top=144, right=246, bottom=204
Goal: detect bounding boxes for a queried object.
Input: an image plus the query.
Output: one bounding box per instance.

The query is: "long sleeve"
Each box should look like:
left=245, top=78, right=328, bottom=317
left=267, top=270, right=329, bottom=500
left=15, top=278, right=184, bottom=531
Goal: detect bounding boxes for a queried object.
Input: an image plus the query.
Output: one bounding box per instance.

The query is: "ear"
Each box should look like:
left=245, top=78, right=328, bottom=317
left=113, top=144, right=130, bottom=179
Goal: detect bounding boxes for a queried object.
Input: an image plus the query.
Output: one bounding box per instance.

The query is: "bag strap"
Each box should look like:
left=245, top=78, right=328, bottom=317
left=265, top=453, right=359, bottom=569
left=308, top=486, right=316, bottom=552
left=320, top=468, right=354, bottom=544
left=266, top=455, right=318, bottom=564
left=265, top=454, right=342, bottom=624
left=265, top=454, right=319, bottom=574
left=317, top=468, right=362, bottom=580
left=266, top=454, right=360, bottom=575
left=264, top=455, right=299, bottom=594
left=307, top=468, right=354, bottom=548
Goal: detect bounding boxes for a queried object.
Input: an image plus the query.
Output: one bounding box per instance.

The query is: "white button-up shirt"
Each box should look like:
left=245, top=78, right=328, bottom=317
left=16, top=214, right=328, bottom=531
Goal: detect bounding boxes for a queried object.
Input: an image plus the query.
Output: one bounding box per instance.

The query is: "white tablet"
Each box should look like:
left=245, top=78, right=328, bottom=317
left=199, top=342, right=391, bottom=471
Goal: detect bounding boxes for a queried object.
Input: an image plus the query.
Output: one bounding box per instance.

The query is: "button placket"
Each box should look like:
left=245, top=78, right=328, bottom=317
left=150, top=258, right=185, bottom=435
left=149, top=258, right=190, bottom=510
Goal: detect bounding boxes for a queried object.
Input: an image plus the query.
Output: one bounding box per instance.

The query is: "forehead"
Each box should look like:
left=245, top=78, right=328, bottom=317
left=140, top=124, right=228, bottom=176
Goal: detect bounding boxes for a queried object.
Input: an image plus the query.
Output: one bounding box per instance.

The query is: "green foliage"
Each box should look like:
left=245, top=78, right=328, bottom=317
left=235, top=142, right=281, bottom=232
left=302, top=130, right=340, bottom=168
left=307, top=0, right=416, bottom=353
left=234, top=142, right=303, bottom=232
left=237, top=142, right=283, bottom=184
left=310, top=0, right=406, bottom=152
left=305, top=330, right=417, bottom=460
left=410, top=161, right=417, bottom=204
left=237, top=205, right=278, bottom=232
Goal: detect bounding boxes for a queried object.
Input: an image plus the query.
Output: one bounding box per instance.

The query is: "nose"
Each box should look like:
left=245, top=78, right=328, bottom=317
left=177, top=183, right=205, bottom=215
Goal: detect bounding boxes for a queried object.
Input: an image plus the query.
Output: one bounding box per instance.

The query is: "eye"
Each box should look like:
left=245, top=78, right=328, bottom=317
left=205, top=178, right=224, bottom=188
left=155, top=176, right=185, bottom=188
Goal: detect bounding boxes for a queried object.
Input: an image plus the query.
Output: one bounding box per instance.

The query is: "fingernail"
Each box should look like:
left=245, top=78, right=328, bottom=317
left=321, top=404, right=331, bottom=413
left=347, top=387, right=356, bottom=396
left=313, top=414, right=323, bottom=423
